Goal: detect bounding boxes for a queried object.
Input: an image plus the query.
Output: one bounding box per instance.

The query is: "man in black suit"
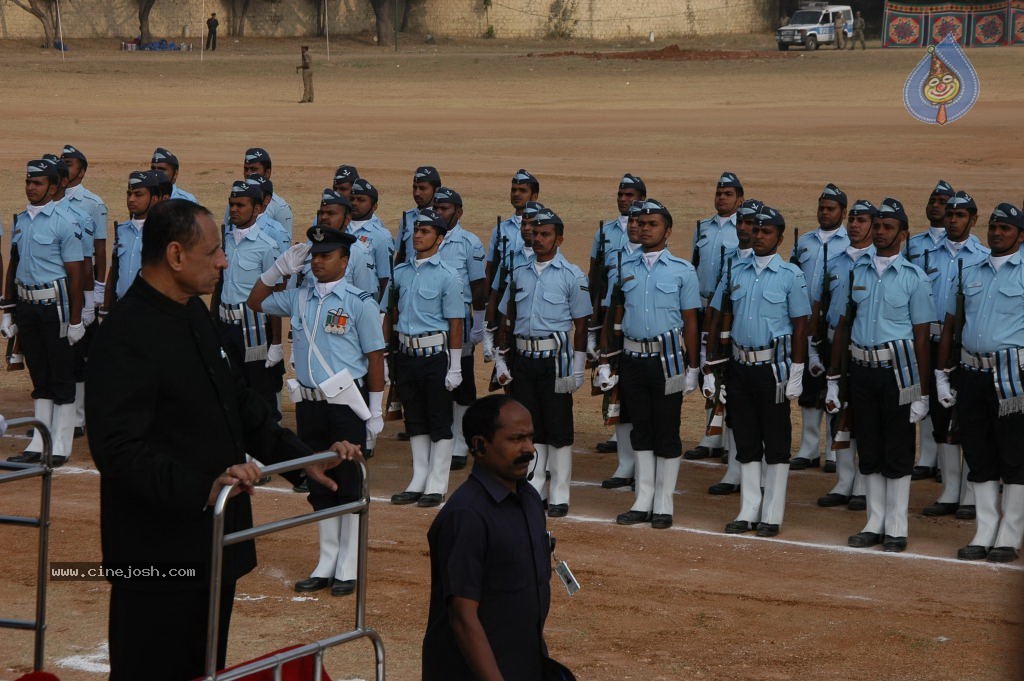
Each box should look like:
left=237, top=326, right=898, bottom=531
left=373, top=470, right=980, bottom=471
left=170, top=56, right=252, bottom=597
left=206, top=13, right=219, bottom=51
left=86, top=199, right=358, bottom=681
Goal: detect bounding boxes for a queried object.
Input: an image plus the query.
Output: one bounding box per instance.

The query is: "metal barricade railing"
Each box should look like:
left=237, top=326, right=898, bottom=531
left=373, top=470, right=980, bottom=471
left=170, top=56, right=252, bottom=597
left=204, top=451, right=385, bottom=681
left=0, top=417, right=54, bottom=673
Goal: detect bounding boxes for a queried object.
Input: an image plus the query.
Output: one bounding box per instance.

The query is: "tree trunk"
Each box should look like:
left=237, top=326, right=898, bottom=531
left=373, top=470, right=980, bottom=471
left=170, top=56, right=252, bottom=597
left=368, top=0, right=395, bottom=46
left=138, top=0, right=157, bottom=44
left=10, top=0, right=56, bottom=48
left=231, top=0, right=252, bottom=36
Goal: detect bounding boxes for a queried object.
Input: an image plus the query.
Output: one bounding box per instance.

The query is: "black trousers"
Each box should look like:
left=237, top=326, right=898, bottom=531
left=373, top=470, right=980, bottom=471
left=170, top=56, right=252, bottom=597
left=450, top=353, right=477, bottom=406
left=218, top=320, right=283, bottom=420
left=851, top=363, right=914, bottom=478
left=727, top=362, right=792, bottom=464
left=959, top=368, right=1024, bottom=484
left=619, top=354, right=683, bottom=458
left=108, top=581, right=235, bottom=681
left=296, top=399, right=365, bottom=510
left=16, top=301, right=76, bottom=403
left=509, top=354, right=574, bottom=447
left=396, top=351, right=453, bottom=441
left=928, top=342, right=954, bottom=442
left=72, top=321, right=96, bottom=381
left=797, top=358, right=826, bottom=409
left=206, top=31, right=217, bottom=50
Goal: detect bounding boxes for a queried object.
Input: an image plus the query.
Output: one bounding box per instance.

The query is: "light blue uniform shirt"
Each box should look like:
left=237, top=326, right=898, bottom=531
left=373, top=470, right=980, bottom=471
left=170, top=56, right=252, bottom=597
left=113, top=219, right=144, bottom=299
left=56, top=198, right=95, bottom=259
left=394, top=255, right=464, bottom=335
left=486, top=216, right=525, bottom=264
left=395, top=208, right=419, bottom=262
left=265, top=193, right=293, bottom=234
left=693, top=214, right=739, bottom=301
left=822, top=246, right=875, bottom=329
left=906, top=228, right=946, bottom=264
left=712, top=254, right=810, bottom=348
left=170, top=185, right=197, bottom=203
left=608, top=250, right=701, bottom=339
left=66, top=184, right=108, bottom=249
left=222, top=223, right=281, bottom=305
left=292, top=237, right=378, bottom=296
left=950, top=252, right=1024, bottom=354
left=262, top=281, right=385, bottom=386
left=793, top=227, right=850, bottom=306
left=834, top=256, right=934, bottom=347
left=12, top=203, right=84, bottom=285
left=256, top=213, right=291, bottom=253
left=499, top=253, right=592, bottom=337
left=590, top=217, right=630, bottom=260
left=438, top=224, right=486, bottom=305
left=349, top=215, right=392, bottom=285
left=601, top=246, right=644, bottom=307
left=924, top=236, right=989, bottom=327
left=491, top=247, right=532, bottom=291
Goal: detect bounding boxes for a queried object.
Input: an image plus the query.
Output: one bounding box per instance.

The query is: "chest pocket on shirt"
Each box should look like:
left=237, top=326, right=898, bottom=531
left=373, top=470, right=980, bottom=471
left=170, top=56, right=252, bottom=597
left=762, top=287, right=787, bottom=306
left=999, top=282, right=1024, bottom=298
left=236, top=250, right=264, bottom=271
left=417, top=287, right=439, bottom=302
left=541, top=289, right=566, bottom=319
left=850, top=285, right=871, bottom=307
left=31, top=230, right=56, bottom=247
left=655, top=281, right=678, bottom=309
left=694, top=235, right=710, bottom=251
left=882, top=286, right=910, bottom=320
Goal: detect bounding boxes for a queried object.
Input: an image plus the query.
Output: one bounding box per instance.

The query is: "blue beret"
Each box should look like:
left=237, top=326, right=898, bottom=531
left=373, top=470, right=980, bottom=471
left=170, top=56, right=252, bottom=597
left=637, top=198, right=672, bottom=222
left=351, top=178, right=379, bottom=201
left=619, top=173, right=646, bottom=194
left=413, top=208, right=446, bottom=230
left=512, top=169, right=538, bottom=186
left=151, top=147, right=179, bottom=168
left=433, top=186, right=462, bottom=207
left=61, top=144, right=87, bottom=163
left=820, top=183, right=847, bottom=207
left=244, top=147, right=270, bottom=165
left=717, top=172, right=743, bottom=192
left=946, top=191, right=976, bottom=212
left=533, top=209, right=563, bottom=227
left=754, top=206, right=785, bottom=228
left=848, top=199, right=878, bottom=217
left=414, top=165, right=441, bottom=185
left=931, top=179, right=955, bottom=198
left=737, top=198, right=764, bottom=219
left=307, top=225, right=356, bottom=253
left=230, top=180, right=262, bottom=201
left=990, top=203, right=1024, bottom=230
left=334, top=164, right=359, bottom=184
left=522, top=201, right=545, bottom=219
left=320, top=188, right=351, bottom=208
left=246, top=174, right=273, bottom=196
left=128, top=170, right=160, bottom=190
left=26, top=159, right=59, bottom=180
left=878, top=197, right=908, bottom=223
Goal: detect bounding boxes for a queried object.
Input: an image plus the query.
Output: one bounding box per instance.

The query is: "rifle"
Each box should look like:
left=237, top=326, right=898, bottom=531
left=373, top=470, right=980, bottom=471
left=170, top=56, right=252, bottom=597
left=945, top=259, right=965, bottom=444
left=789, top=228, right=801, bottom=265
left=691, top=219, right=702, bottom=270
left=706, top=255, right=732, bottom=436
left=383, top=250, right=403, bottom=421
left=587, top=221, right=609, bottom=370
left=487, top=227, right=510, bottom=392
left=814, top=240, right=833, bottom=364
left=830, top=270, right=857, bottom=452
left=493, top=238, right=518, bottom=394
left=5, top=214, right=24, bottom=371
left=599, top=248, right=626, bottom=425
left=703, top=244, right=728, bottom=410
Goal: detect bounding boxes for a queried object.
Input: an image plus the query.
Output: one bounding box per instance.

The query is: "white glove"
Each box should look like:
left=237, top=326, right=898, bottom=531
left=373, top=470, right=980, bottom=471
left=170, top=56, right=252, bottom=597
left=288, top=349, right=295, bottom=370
left=825, top=377, right=841, bottom=414
left=572, top=350, right=587, bottom=392
left=67, top=322, right=86, bottom=345
left=701, top=371, right=716, bottom=399
left=383, top=355, right=391, bottom=385
left=494, top=354, right=513, bottom=386
left=0, top=313, right=16, bottom=339
left=807, top=339, right=825, bottom=377
left=586, top=330, right=600, bottom=362
left=366, top=391, right=385, bottom=437
left=699, top=331, right=708, bottom=367
left=684, top=367, right=700, bottom=395
left=934, top=370, right=956, bottom=408
left=265, top=343, right=284, bottom=368
left=262, top=242, right=312, bottom=285
left=595, top=364, right=617, bottom=392
left=785, top=362, right=804, bottom=400
left=445, top=349, right=463, bottom=391
left=469, top=309, right=485, bottom=345
left=93, top=280, right=106, bottom=309
left=909, top=395, right=930, bottom=424
left=482, top=327, right=495, bottom=362
left=81, top=295, right=96, bottom=327
left=719, top=384, right=727, bottom=404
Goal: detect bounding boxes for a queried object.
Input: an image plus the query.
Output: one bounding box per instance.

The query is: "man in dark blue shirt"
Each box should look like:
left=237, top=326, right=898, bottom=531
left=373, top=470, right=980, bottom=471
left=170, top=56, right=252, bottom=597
left=423, top=395, right=552, bottom=681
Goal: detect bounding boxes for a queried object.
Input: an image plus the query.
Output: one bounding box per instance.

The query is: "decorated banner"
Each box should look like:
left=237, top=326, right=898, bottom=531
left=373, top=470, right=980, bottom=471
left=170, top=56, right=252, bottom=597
left=884, top=1, right=1024, bottom=47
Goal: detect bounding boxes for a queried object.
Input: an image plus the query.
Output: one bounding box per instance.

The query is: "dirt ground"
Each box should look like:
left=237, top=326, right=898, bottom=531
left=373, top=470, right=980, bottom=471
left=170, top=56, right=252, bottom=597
left=1, top=33, right=1023, bottom=681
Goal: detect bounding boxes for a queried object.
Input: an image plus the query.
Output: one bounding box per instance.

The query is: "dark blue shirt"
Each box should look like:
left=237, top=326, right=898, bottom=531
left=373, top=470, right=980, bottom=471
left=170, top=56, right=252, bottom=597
left=422, top=464, right=551, bottom=681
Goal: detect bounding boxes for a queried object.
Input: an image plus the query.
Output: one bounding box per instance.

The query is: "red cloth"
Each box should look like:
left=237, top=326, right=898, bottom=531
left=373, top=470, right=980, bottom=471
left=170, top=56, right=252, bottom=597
left=192, top=645, right=334, bottom=681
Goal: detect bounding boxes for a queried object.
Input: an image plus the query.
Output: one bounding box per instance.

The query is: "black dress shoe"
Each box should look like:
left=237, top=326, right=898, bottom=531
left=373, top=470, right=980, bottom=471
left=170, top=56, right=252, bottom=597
left=601, top=476, right=633, bottom=489
left=987, top=546, right=1019, bottom=563
left=756, top=523, right=780, bottom=537
left=882, top=535, right=908, bottom=552
left=7, top=452, right=42, bottom=464
left=789, top=457, right=819, bottom=470
left=957, top=544, right=989, bottom=561
left=710, top=447, right=725, bottom=461
left=547, top=504, right=568, bottom=518
left=397, top=431, right=410, bottom=441
left=847, top=495, right=866, bottom=511
left=724, top=520, right=754, bottom=534
left=708, top=482, right=739, bottom=495
left=848, top=531, right=881, bottom=548
left=50, top=455, right=68, bottom=468
left=294, top=577, right=332, bottom=593
left=417, top=493, right=443, bottom=507
left=935, top=469, right=943, bottom=483
left=683, top=446, right=712, bottom=460
left=911, top=465, right=937, bottom=480
left=73, top=426, right=86, bottom=439
left=922, top=501, right=958, bottom=516
left=651, top=514, right=672, bottom=529
left=595, top=440, right=617, bottom=453
left=390, top=491, right=422, bottom=505
left=450, top=456, right=467, bottom=471
left=817, top=492, right=849, bottom=508
left=954, top=505, right=976, bottom=520
left=823, top=460, right=837, bottom=473
left=330, top=580, right=356, bottom=596
left=616, top=510, right=652, bottom=525
left=292, top=479, right=310, bottom=493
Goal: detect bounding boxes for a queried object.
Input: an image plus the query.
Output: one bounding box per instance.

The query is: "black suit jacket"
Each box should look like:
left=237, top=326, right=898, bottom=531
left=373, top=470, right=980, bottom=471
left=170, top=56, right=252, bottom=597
left=86, top=276, right=311, bottom=591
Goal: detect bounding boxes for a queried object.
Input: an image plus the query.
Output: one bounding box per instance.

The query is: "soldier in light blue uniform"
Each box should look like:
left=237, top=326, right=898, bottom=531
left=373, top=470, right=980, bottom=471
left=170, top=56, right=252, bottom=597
left=61, top=145, right=109, bottom=296
left=596, top=199, right=701, bottom=530
left=920, top=191, right=989, bottom=521
left=3, top=160, right=86, bottom=467
left=216, top=181, right=285, bottom=417
left=388, top=208, right=465, bottom=508
left=348, top=178, right=394, bottom=300
left=484, top=169, right=539, bottom=290
left=827, top=197, right=934, bottom=553
left=937, top=203, right=1024, bottom=562
left=686, top=172, right=743, bottom=461
left=495, top=208, right=591, bottom=517
left=433, top=187, right=487, bottom=469
left=298, top=189, right=378, bottom=297
left=791, top=182, right=850, bottom=471
left=150, top=147, right=197, bottom=203
left=814, top=199, right=875, bottom=511
left=332, top=164, right=359, bottom=199
left=249, top=226, right=385, bottom=596
left=706, top=205, right=808, bottom=537
left=245, top=174, right=292, bottom=253
left=104, top=171, right=163, bottom=308
left=396, top=166, right=441, bottom=263
left=242, top=147, right=293, bottom=234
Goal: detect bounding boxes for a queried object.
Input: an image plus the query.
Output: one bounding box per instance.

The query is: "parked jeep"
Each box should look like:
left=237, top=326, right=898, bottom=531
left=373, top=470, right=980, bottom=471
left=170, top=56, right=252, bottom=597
left=776, top=3, right=853, bottom=51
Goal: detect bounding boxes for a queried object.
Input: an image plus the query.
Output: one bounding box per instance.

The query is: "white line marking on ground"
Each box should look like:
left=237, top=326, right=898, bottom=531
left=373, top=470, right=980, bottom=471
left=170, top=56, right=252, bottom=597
left=56, top=642, right=109, bottom=673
